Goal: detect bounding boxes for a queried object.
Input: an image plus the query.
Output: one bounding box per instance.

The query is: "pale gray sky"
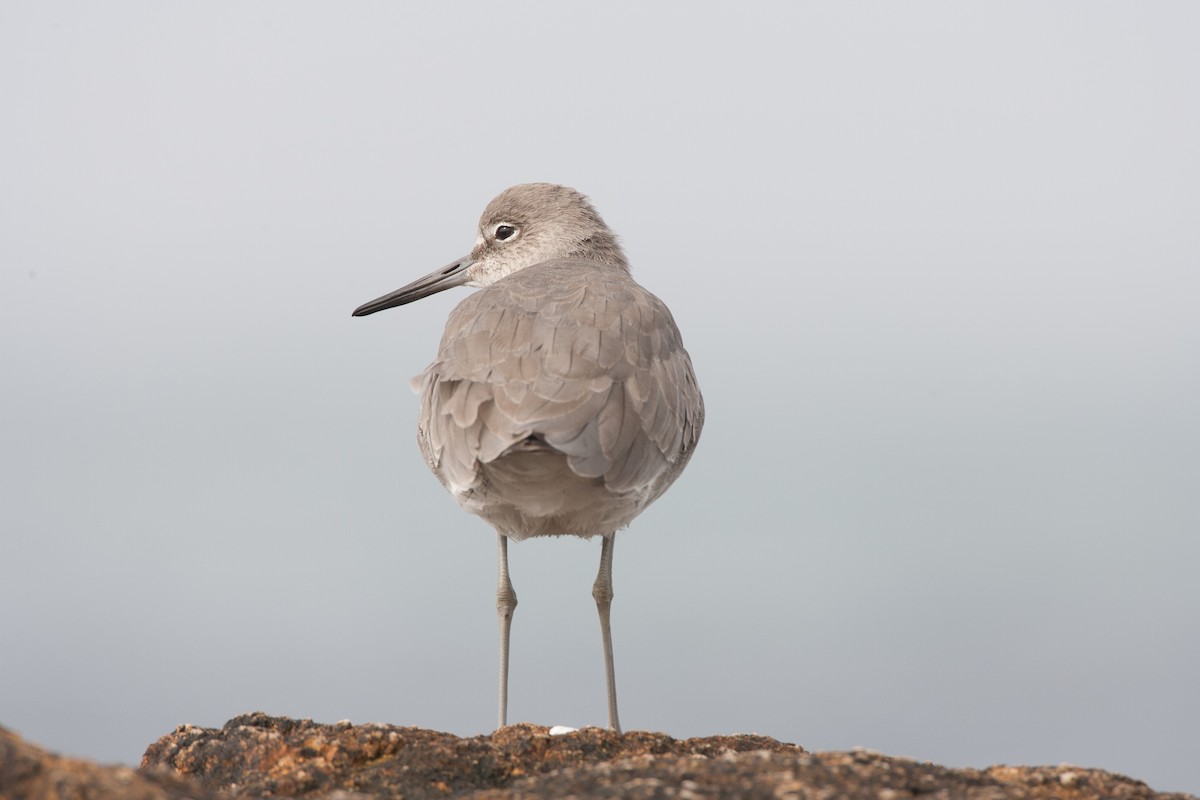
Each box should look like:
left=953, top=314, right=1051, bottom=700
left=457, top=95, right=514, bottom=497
left=2, top=2, right=1198, bottom=794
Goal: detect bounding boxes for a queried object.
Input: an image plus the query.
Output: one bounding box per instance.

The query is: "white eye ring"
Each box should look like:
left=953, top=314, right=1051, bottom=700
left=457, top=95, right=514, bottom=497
left=493, top=223, right=518, bottom=242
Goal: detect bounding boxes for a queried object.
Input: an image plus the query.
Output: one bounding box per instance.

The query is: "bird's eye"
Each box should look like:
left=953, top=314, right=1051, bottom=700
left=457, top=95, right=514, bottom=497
left=494, top=224, right=517, bottom=241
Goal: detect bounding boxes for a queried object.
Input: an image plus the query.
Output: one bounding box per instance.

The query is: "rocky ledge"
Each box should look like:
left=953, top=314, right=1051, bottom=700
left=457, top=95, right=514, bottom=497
left=2, top=712, right=1194, bottom=800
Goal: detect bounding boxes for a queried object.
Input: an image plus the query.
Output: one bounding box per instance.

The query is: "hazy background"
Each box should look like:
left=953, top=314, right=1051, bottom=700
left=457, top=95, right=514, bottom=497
left=2, top=2, right=1197, bottom=794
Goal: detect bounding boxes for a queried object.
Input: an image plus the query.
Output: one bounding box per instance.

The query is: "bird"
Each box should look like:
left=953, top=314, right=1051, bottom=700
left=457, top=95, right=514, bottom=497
left=352, top=183, right=703, bottom=734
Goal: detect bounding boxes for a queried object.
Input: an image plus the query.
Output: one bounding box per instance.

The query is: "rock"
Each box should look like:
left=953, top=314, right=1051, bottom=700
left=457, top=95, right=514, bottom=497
left=2, top=714, right=1193, bottom=800
left=138, top=712, right=1197, bottom=800
left=0, top=724, right=219, bottom=800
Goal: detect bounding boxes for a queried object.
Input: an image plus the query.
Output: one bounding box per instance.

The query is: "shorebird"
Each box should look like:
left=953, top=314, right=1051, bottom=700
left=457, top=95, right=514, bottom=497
left=353, top=183, right=703, bottom=733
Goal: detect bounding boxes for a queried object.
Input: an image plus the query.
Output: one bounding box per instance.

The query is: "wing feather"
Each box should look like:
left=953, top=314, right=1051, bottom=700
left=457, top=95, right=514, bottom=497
left=416, top=259, right=703, bottom=508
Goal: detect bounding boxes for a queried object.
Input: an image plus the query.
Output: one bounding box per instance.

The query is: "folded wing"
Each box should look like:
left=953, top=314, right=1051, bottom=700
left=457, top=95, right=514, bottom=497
left=416, top=260, right=703, bottom=508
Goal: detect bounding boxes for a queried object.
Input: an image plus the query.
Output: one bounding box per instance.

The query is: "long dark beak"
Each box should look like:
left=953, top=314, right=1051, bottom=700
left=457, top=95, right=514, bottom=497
left=352, top=255, right=475, bottom=317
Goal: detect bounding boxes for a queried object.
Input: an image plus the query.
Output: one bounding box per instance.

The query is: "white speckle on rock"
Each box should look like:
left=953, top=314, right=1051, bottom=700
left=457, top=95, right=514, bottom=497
left=549, top=725, right=578, bottom=736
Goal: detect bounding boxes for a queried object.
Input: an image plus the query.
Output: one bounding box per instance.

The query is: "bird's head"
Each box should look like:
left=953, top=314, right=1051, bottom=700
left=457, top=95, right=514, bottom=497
left=353, top=183, right=628, bottom=317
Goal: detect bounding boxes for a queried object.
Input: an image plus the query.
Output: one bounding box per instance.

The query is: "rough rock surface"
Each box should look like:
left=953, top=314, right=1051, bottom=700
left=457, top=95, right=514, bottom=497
left=138, top=712, right=1197, bottom=800
left=0, top=724, right=220, bottom=800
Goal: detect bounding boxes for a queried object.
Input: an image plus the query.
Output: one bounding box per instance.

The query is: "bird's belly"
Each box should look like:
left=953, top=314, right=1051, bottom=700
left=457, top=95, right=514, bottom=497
left=457, top=449, right=642, bottom=541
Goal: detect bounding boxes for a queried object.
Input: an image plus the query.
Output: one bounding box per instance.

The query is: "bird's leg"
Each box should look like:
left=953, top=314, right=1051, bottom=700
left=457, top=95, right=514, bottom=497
left=592, top=533, right=622, bottom=733
left=496, top=531, right=517, bottom=729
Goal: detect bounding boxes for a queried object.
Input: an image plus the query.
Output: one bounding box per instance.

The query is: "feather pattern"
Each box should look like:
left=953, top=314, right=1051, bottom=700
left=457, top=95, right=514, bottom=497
left=415, top=258, right=703, bottom=539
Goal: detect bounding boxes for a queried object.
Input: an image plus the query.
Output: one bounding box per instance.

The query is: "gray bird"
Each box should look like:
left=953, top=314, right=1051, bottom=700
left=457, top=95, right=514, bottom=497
left=353, top=183, right=703, bottom=733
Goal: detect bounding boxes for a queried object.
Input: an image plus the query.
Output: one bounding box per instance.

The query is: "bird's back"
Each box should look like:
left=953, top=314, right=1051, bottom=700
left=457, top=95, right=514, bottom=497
left=415, top=258, right=703, bottom=540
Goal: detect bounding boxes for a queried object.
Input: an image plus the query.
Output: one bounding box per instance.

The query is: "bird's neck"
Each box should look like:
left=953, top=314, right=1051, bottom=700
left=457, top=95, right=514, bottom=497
left=569, top=231, right=630, bottom=272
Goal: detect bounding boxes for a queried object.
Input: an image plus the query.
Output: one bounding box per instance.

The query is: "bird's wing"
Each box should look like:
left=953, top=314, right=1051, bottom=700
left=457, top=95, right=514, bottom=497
left=416, top=260, right=703, bottom=499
